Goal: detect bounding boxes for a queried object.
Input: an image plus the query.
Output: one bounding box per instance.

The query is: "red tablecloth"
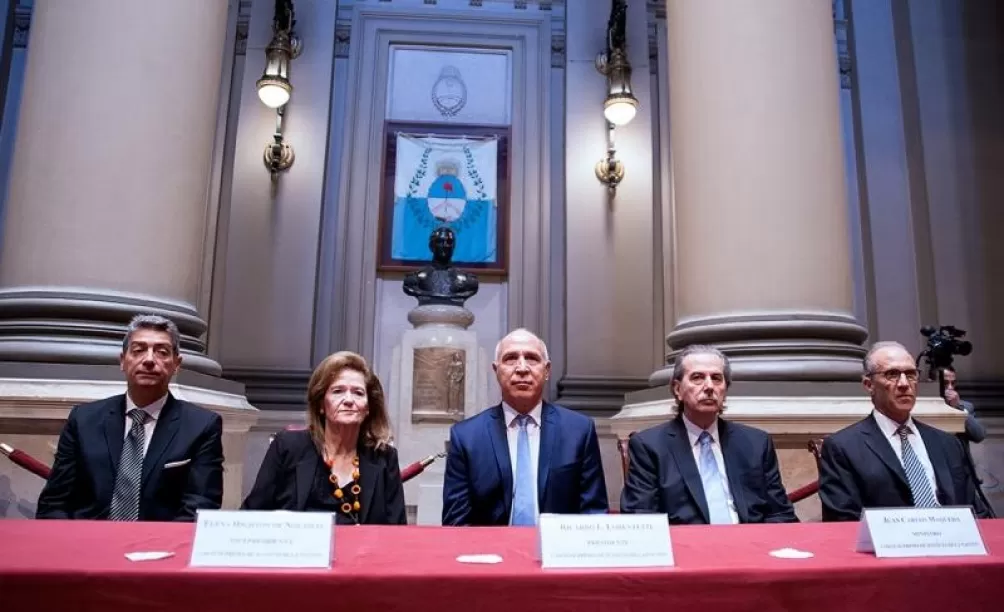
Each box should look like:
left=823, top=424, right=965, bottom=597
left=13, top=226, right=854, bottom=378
left=1, top=520, right=1002, bottom=611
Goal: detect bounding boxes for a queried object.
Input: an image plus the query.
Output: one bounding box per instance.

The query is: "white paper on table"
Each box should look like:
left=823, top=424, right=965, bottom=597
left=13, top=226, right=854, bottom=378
left=768, top=548, right=814, bottom=559
left=125, top=551, right=175, bottom=562
left=455, top=554, right=503, bottom=564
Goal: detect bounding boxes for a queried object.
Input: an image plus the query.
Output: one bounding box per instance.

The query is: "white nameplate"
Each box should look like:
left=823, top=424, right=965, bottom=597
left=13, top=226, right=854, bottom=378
left=855, top=506, right=988, bottom=558
left=538, top=513, right=673, bottom=569
left=189, top=510, right=334, bottom=568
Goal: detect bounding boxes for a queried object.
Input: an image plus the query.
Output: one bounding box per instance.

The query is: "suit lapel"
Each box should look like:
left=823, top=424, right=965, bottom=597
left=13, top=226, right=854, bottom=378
left=718, top=421, right=749, bottom=523
left=917, top=422, right=954, bottom=503
left=295, top=450, right=320, bottom=511
left=862, top=414, right=909, bottom=488
left=667, top=418, right=709, bottom=523
left=103, top=395, right=127, bottom=472
left=358, top=448, right=379, bottom=523
left=487, top=405, right=513, bottom=512
left=141, top=395, right=181, bottom=491
left=536, top=403, right=557, bottom=506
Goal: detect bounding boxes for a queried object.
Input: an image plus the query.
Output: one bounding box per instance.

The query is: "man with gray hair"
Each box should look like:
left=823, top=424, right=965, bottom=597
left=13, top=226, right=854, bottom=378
left=818, top=341, right=991, bottom=521
left=36, top=314, right=224, bottom=521
left=442, top=328, right=608, bottom=525
left=621, top=345, right=796, bottom=524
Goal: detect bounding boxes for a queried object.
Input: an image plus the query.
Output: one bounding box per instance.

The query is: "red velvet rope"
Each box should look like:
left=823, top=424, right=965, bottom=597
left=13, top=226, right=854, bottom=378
left=6, top=449, right=52, bottom=480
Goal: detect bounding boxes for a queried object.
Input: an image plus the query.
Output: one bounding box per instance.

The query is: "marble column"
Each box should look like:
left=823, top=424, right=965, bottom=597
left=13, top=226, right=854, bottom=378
left=0, top=0, right=229, bottom=374
left=654, top=0, right=867, bottom=383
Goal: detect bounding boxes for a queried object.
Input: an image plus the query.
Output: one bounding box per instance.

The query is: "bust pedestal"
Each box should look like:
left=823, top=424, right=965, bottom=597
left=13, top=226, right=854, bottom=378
left=389, top=304, right=489, bottom=523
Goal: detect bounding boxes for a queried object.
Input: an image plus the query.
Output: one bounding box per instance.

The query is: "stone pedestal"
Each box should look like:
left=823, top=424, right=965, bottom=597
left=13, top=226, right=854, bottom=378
left=0, top=372, right=257, bottom=517
left=609, top=382, right=967, bottom=520
left=389, top=304, right=489, bottom=523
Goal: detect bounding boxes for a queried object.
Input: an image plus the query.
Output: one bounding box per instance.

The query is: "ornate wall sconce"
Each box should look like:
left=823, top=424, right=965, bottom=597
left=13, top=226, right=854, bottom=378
left=256, top=0, right=302, bottom=181
left=595, top=0, right=638, bottom=195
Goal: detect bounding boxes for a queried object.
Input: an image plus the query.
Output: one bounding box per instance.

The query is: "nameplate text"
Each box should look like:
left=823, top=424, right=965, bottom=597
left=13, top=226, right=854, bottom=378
left=189, top=510, right=334, bottom=568
left=856, top=506, right=987, bottom=558
left=538, top=513, right=673, bottom=568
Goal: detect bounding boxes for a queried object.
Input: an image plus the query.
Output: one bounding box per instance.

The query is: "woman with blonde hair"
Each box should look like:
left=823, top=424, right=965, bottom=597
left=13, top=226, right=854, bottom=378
left=242, top=351, right=406, bottom=524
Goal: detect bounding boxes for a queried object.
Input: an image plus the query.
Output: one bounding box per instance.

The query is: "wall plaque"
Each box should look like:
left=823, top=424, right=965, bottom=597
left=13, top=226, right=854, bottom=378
left=412, top=347, right=466, bottom=423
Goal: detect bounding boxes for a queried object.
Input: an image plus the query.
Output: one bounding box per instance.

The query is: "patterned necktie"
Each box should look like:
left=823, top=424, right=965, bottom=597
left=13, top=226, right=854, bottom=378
left=896, top=424, right=940, bottom=508
left=698, top=431, right=733, bottom=525
left=109, top=409, right=149, bottom=521
left=511, top=414, right=536, bottom=526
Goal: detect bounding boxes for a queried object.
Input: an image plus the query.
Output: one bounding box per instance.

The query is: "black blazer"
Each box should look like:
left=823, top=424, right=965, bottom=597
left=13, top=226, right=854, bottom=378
left=441, top=402, right=608, bottom=526
left=241, top=429, right=406, bottom=525
left=36, top=393, right=224, bottom=521
left=620, top=417, right=797, bottom=524
left=819, top=414, right=992, bottom=521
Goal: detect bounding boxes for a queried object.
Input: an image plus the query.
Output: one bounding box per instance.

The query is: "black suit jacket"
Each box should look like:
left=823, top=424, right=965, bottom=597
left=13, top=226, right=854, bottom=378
left=36, top=393, right=224, bottom=521
left=241, top=429, right=406, bottom=525
left=819, top=414, right=991, bottom=521
left=620, top=417, right=797, bottom=524
left=441, top=402, right=608, bottom=526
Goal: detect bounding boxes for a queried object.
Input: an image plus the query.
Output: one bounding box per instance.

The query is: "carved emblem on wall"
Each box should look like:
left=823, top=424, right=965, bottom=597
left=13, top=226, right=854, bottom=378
left=411, top=347, right=466, bottom=423
left=431, top=66, right=468, bottom=118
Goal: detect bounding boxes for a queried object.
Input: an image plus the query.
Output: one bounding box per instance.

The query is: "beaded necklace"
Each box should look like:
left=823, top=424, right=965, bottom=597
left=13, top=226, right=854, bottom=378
left=323, top=454, right=360, bottom=523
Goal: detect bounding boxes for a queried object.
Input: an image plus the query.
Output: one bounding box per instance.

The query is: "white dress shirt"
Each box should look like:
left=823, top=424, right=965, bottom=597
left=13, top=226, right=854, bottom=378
left=502, top=401, right=542, bottom=521
left=125, top=393, right=167, bottom=456
left=872, top=410, right=938, bottom=494
left=682, top=414, right=739, bottom=524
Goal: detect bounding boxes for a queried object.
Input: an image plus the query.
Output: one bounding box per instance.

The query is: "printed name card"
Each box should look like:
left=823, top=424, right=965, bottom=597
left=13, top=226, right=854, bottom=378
left=856, top=506, right=988, bottom=558
left=189, top=510, right=334, bottom=568
left=538, top=513, right=673, bottom=569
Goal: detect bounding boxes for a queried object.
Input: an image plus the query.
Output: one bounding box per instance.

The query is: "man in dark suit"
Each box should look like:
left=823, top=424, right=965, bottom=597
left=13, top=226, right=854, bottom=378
left=442, top=328, right=607, bottom=525
left=621, top=345, right=796, bottom=524
left=36, top=314, right=224, bottom=521
left=819, top=341, right=991, bottom=521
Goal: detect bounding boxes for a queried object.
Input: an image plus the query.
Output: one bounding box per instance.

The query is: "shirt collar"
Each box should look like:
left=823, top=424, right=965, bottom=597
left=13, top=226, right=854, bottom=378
left=872, top=409, right=915, bottom=439
left=682, top=413, right=719, bottom=448
left=126, top=392, right=168, bottom=422
left=502, top=401, right=543, bottom=428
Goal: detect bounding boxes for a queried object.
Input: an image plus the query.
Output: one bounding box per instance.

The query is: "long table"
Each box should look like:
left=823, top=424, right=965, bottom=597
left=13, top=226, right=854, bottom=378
left=1, top=520, right=1002, bottom=611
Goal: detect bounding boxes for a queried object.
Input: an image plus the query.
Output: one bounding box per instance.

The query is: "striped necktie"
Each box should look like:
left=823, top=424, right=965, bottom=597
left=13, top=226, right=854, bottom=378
left=109, top=409, right=149, bottom=521
left=896, top=424, right=939, bottom=508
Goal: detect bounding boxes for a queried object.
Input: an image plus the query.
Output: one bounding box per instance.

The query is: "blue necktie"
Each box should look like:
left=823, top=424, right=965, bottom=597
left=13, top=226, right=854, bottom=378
left=698, top=431, right=732, bottom=525
left=897, top=425, right=940, bottom=508
left=511, top=414, right=536, bottom=526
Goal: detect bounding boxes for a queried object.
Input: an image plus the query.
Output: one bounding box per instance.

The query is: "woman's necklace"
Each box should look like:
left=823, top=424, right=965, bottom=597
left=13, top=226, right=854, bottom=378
left=323, top=453, right=361, bottom=523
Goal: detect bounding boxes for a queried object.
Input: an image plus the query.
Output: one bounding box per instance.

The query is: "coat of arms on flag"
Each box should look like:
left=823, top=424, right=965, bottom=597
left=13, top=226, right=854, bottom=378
left=380, top=124, right=507, bottom=272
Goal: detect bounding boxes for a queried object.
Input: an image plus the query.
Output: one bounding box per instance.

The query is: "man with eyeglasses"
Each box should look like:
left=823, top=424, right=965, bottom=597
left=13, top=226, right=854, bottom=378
left=818, top=341, right=991, bottom=521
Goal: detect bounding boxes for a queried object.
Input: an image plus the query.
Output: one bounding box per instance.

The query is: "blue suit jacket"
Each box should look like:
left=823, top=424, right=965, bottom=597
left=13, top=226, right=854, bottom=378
left=442, top=402, right=608, bottom=525
left=36, top=393, right=224, bottom=521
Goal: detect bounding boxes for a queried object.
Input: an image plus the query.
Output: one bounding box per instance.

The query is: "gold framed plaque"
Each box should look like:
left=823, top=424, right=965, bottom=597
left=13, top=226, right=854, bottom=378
left=411, top=347, right=466, bottom=423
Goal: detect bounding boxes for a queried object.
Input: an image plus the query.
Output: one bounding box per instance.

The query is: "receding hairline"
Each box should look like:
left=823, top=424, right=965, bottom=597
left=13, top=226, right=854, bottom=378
left=863, top=341, right=913, bottom=374
left=494, top=328, right=549, bottom=362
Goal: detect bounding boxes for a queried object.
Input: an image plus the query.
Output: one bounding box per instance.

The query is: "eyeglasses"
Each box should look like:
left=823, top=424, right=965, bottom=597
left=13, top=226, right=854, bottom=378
left=872, top=369, right=920, bottom=383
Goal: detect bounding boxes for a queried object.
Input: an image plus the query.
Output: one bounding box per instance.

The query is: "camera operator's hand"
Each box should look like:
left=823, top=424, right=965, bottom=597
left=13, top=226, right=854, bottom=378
left=944, top=388, right=961, bottom=409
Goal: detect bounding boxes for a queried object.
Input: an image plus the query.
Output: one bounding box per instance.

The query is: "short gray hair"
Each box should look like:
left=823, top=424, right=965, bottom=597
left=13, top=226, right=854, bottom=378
left=494, top=328, right=550, bottom=362
left=862, top=341, right=910, bottom=375
left=671, top=344, right=732, bottom=387
left=122, top=314, right=181, bottom=355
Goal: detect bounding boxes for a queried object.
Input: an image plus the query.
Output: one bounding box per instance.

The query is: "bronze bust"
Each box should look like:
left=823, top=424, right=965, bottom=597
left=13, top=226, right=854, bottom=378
left=403, top=226, right=479, bottom=307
